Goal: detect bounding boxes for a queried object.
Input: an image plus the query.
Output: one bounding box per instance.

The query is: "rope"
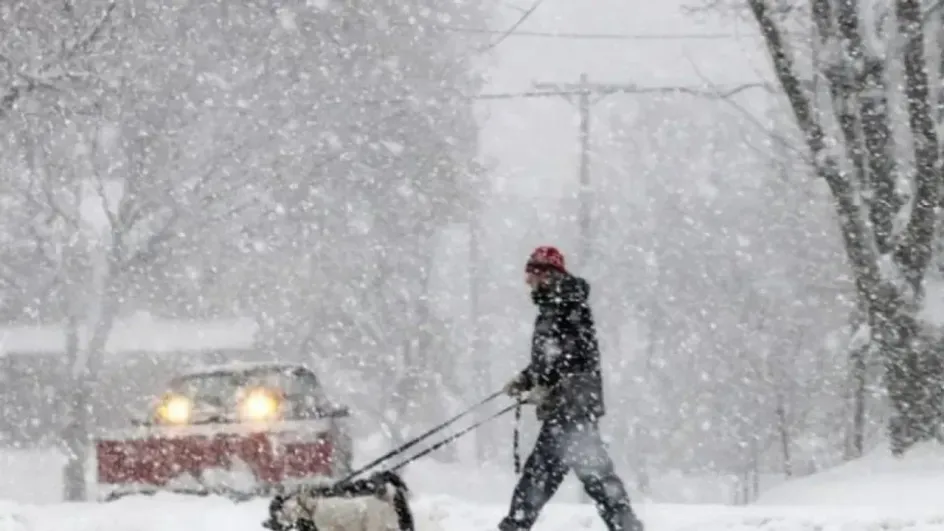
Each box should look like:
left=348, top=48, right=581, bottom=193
left=339, top=390, right=505, bottom=483
left=513, top=403, right=522, bottom=475
left=389, top=402, right=519, bottom=472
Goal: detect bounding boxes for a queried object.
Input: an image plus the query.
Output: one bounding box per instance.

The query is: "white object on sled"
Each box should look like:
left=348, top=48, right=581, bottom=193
left=266, top=471, right=412, bottom=531
left=277, top=489, right=402, bottom=531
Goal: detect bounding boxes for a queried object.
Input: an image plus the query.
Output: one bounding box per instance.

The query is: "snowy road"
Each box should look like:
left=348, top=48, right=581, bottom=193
left=4, top=494, right=944, bottom=531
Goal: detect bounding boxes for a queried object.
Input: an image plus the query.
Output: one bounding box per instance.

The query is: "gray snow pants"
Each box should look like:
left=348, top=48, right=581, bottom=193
left=498, top=416, right=643, bottom=531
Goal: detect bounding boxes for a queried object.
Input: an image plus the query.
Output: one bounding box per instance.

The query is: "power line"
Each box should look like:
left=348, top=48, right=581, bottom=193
left=431, top=25, right=764, bottom=41
left=313, top=83, right=772, bottom=107
left=472, top=83, right=772, bottom=101
left=386, top=19, right=765, bottom=41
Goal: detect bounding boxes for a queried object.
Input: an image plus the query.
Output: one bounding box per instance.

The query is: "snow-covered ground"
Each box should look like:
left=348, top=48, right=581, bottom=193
left=2, top=444, right=944, bottom=531
left=3, top=489, right=944, bottom=531
left=0, top=449, right=66, bottom=505
left=756, top=443, right=944, bottom=510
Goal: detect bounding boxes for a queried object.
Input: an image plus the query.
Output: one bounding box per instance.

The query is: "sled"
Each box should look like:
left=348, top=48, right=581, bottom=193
left=93, top=362, right=353, bottom=502
left=264, top=470, right=413, bottom=531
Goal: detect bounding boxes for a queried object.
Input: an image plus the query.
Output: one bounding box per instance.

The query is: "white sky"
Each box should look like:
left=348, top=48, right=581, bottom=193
left=478, top=0, right=774, bottom=198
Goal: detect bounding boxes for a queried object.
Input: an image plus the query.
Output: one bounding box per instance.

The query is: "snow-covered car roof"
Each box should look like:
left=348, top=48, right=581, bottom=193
left=164, top=361, right=328, bottom=404
left=176, top=361, right=312, bottom=378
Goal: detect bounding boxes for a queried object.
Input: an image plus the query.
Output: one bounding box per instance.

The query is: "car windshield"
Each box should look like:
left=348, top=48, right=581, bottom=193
left=167, top=367, right=318, bottom=406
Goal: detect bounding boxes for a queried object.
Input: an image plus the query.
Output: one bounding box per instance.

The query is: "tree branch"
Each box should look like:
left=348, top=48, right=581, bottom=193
left=19, top=132, right=80, bottom=229
left=0, top=0, right=117, bottom=118
left=812, top=0, right=867, bottom=191
left=749, top=0, right=885, bottom=314
left=748, top=0, right=828, bottom=158
left=685, top=55, right=814, bottom=165
left=82, top=123, right=122, bottom=247
left=0, top=262, right=29, bottom=295
left=835, top=0, right=898, bottom=254
left=893, top=0, right=941, bottom=296
left=118, top=207, right=180, bottom=272
left=61, top=0, right=117, bottom=63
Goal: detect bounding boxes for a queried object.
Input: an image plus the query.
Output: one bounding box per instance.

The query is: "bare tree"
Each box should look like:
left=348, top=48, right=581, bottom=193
left=745, top=0, right=944, bottom=454
left=1, top=58, right=265, bottom=498
left=0, top=0, right=118, bottom=118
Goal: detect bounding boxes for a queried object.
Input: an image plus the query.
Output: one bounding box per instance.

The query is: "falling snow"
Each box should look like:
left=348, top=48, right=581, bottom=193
left=2, top=0, right=944, bottom=530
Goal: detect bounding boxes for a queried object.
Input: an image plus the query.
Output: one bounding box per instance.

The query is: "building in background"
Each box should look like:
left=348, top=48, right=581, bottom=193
left=0, top=310, right=259, bottom=446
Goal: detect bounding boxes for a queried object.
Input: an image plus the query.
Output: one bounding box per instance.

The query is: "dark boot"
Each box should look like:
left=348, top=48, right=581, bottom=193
left=497, top=516, right=529, bottom=531
left=602, top=503, right=644, bottom=531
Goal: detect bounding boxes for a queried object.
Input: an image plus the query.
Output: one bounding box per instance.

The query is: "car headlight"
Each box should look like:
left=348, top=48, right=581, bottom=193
left=239, top=388, right=280, bottom=421
left=157, top=394, right=192, bottom=424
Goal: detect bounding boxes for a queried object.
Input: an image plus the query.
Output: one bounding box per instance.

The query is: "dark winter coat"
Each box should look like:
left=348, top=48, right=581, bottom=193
left=516, top=272, right=605, bottom=422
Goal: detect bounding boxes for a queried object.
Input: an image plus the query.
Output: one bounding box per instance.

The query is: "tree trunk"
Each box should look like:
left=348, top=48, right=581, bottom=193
left=61, top=315, right=84, bottom=502
left=881, top=311, right=944, bottom=454
left=62, top=310, right=116, bottom=501
left=846, top=304, right=870, bottom=459
left=750, top=438, right=761, bottom=503
left=883, top=0, right=943, bottom=454
left=893, top=0, right=939, bottom=294
left=775, top=395, right=793, bottom=477
left=848, top=339, right=869, bottom=458
left=62, top=242, right=117, bottom=501
left=832, top=0, right=898, bottom=254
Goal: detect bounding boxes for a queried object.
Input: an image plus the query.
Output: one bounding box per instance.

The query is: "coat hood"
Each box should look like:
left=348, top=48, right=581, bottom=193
left=532, top=273, right=590, bottom=307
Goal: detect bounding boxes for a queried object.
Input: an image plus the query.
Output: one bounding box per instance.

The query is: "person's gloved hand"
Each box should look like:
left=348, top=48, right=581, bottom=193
left=503, top=373, right=529, bottom=397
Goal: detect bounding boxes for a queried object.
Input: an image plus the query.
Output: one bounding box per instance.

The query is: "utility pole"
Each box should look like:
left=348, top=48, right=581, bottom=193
left=531, top=74, right=763, bottom=269
left=532, top=73, right=598, bottom=268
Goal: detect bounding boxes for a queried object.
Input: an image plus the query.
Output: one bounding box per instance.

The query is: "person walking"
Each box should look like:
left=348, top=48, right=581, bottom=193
left=498, top=246, right=644, bottom=531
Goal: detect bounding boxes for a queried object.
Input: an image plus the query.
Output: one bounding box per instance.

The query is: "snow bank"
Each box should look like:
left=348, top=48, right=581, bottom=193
left=756, top=442, right=944, bottom=509
left=0, top=449, right=66, bottom=504
left=0, top=501, right=27, bottom=531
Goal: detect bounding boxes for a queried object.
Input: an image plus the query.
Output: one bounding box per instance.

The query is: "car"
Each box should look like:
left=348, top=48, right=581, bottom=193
left=93, top=361, right=353, bottom=501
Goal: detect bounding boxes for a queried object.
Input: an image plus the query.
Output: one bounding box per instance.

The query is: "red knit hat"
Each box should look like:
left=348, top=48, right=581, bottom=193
left=526, top=246, right=566, bottom=273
